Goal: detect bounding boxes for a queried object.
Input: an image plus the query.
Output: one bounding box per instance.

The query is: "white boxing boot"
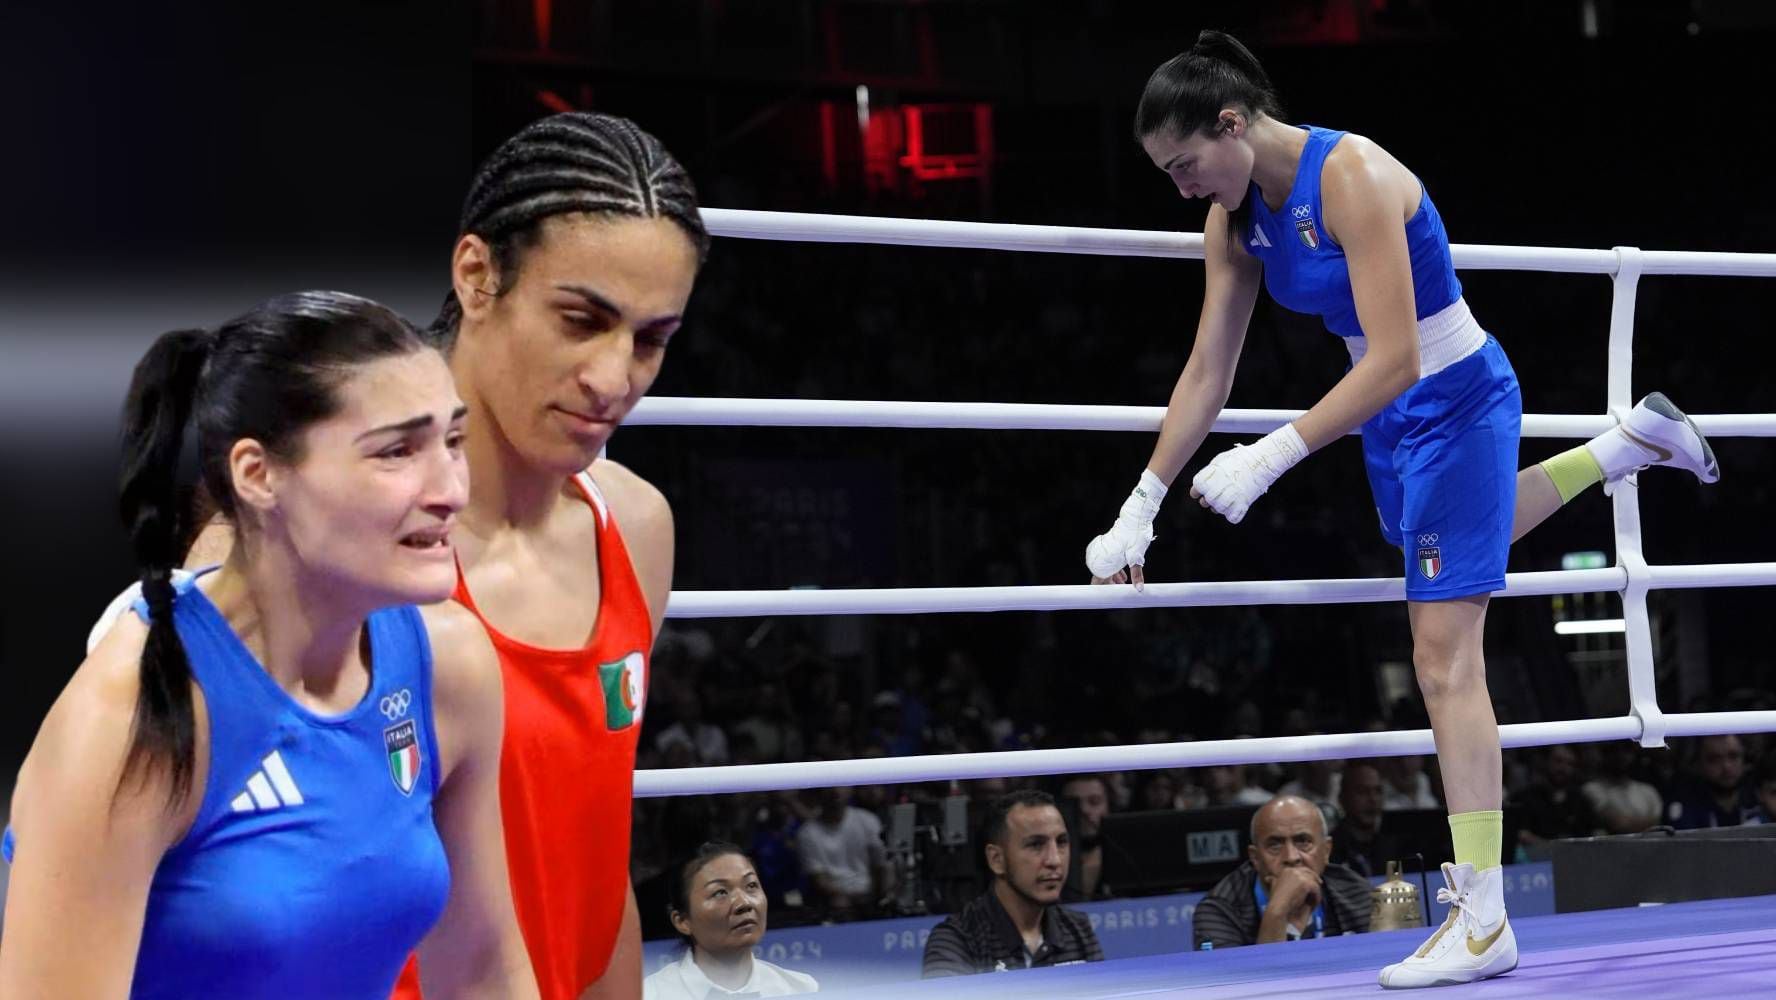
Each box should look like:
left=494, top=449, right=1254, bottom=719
left=1378, top=862, right=1517, bottom=989
left=1589, top=392, right=1719, bottom=492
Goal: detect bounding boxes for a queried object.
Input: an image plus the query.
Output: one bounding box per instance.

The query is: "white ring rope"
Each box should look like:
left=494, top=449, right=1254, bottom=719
left=630, top=398, right=1776, bottom=438
left=702, top=208, right=1776, bottom=276
left=662, top=565, right=1776, bottom=618
left=634, top=711, right=1776, bottom=798
left=629, top=209, right=1776, bottom=798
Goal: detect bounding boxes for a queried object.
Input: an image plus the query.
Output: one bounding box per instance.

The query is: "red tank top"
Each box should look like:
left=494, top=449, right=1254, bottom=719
left=393, top=470, right=653, bottom=999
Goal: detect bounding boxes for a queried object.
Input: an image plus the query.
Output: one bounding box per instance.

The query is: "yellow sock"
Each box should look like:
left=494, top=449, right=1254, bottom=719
left=1448, top=810, right=1503, bottom=870
left=1540, top=446, right=1603, bottom=504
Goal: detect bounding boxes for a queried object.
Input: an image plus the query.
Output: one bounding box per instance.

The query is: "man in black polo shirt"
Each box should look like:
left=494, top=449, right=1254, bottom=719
left=1192, top=794, right=1373, bottom=949
left=921, top=790, right=1105, bottom=977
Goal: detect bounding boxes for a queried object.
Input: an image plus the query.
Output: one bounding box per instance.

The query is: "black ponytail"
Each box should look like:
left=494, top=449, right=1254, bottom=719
left=116, top=327, right=213, bottom=805
left=1135, top=30, right=1287, bottom=250
left=1134, top=30, right=1285, bottom=143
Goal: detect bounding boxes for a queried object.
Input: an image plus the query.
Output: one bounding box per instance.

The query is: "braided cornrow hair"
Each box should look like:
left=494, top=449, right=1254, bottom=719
left=429, top=112, right=709, bottom=347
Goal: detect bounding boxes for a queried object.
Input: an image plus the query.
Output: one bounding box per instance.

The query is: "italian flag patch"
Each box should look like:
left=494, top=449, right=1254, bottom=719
left=1417, top=546, right=1442, bottom=581
left=384, top=719, right=421, bottom=795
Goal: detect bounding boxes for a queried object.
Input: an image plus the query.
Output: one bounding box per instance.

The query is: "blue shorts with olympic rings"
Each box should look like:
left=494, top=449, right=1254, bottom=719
left=1361, top=334, right=1522, bottom=602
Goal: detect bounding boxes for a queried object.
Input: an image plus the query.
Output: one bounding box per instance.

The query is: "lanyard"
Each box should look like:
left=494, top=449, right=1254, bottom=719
left=1253, top=876, right=1324, bottom=940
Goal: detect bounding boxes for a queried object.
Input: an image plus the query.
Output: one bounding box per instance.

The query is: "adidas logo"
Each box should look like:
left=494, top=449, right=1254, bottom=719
left=1249, top=225, right=1272, bottom=248
left=230, top=751, right=305, bottom=813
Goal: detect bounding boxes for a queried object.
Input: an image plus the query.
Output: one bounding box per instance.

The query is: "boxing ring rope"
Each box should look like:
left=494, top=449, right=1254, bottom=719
left=633, top=712, right=1776, bottom=799
left=658, top=565, right=1776, bottom=618
left=700, top=208, right=1776, bottom=277
left=630, top=398, right=1776, bottom=438
left=626, top=210, right=1776, bottom=798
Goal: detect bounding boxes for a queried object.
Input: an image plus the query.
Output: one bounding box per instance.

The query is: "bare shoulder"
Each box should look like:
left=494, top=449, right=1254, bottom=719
left=13, top=615, right=193, bottom=849
left=1322, top=134, right=1418, bottom=220
left=1323, top=134, right=1397, bottom=190
left=417, top=602, right=501, bottom=704
left=587, top=459, right=672, bottom=528
left=55, top=614, right=154, bottom=749
left=586, top=458, right=675, bottom=624
left=586, top=459, right=674, bottom=561
left=416, top=602, right=502, bottom=777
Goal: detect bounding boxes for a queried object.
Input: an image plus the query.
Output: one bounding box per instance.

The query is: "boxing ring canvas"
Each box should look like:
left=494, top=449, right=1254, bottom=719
left=819, top=893, right=1776, bottom=998
left=621, top=208, right=1776, bottom=997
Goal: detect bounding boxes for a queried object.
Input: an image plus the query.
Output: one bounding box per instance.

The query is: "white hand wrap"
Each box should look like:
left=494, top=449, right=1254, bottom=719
left=1085, top=470, right=1168, bottom=577
left=1190, top=424, right=1309, bottom=525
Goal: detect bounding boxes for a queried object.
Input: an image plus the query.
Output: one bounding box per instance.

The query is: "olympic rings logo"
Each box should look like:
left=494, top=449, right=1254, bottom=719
left=1417, top=533, right=1440, bottom=546
left=380, top=689, right=413, bottom=720
left=1291, top=205, right=1312, bottom=219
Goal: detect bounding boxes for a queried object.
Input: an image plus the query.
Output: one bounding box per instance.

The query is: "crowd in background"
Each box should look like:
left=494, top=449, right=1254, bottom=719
left=631, top=613, right=1776, bottom=934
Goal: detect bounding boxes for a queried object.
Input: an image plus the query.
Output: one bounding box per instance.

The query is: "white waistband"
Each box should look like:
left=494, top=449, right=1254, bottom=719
left=1342, top=297, right=1486, bottom=380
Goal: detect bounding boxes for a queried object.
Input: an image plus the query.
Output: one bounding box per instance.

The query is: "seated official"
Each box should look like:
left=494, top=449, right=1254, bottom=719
left=644, top=842, right=818, bottom=999
left=922, top=790, right=1105, bottom=977
left=1193, top=795, right=1373, bottom=949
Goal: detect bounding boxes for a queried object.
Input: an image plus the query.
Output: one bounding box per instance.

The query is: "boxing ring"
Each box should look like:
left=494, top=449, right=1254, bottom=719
left=627, top=210, right=1776, bottom=996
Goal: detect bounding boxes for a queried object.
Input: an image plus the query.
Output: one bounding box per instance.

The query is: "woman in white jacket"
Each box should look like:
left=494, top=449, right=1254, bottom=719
left=644, top=842, right=819, bottom=999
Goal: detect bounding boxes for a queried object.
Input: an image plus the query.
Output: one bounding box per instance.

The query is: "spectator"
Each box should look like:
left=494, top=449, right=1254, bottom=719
left=1581, top=742, right=1664, bottom=834
left=1278, top=753, right=1344, bottom=818
left=1138, top=770, right=1181, bottom=811
left=921, top=791, right=1104, bottom=977
left=1378, top=755, right=1440, bottom=811
left=656, top=692, right=731, bottom=765
left=794, top=788, right=891, bottom=915
left=1193, top=796, right=1373, bottom=949
left=748, top=795, right=808, bottom=910
left=645, top=842, right=818, bottom=998
left=1058, top=774, right=1112, bottom=901
left=1752, top=751, right=1776, bottom=824
left=866, top=691, right=922, bottom=757
left=1668, top=735, right=1761, bottom=829
left=1513, top=745, right=1603, bottom=855
left=1203, top=763, right=1272, bottom=807
left=731, top=682, right=805, bottom=764
left=1329, top=762, right=1404, bottom=878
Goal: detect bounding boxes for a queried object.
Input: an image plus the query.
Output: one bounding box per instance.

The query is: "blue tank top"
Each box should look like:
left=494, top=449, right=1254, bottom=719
left=1243, top=126, right=1463, bottom=340
left=5, top=575, right=451, bottom=998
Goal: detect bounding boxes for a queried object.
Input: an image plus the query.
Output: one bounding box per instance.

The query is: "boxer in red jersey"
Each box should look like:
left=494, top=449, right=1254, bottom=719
left=92, top=112, right=706, bottom=1000
left=392, top=112, right=708, bottom=1000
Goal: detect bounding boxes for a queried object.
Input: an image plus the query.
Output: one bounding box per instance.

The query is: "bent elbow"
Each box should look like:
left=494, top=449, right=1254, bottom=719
left=1391, top=357, right=1421, bottom=395
left=1372, top=349, right=1420, bottom=396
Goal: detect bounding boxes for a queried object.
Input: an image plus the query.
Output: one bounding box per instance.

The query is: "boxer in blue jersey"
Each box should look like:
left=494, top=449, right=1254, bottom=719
left=1086, top=32, right=1718, bottom=988
left=0, top=293, right=537, bottom=998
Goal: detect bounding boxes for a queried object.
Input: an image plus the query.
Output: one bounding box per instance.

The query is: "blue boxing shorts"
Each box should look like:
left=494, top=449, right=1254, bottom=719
left=1361, top=334, right=1522, bottom=601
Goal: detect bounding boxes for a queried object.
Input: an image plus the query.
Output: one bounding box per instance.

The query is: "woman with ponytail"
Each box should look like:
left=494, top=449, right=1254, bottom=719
left=83, top=112, right=708, bottom=1000
left=0, top=292, right=538, bottom=998
left=1087, top=31, right=1719, bottom=988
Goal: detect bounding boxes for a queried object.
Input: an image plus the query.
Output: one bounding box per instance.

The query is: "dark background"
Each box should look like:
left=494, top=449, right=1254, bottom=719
left=2, top=0, right=1773, bottom=922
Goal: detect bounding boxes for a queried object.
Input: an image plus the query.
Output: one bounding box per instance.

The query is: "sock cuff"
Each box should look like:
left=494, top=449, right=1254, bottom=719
left=1541, top=447, right=1604, bottom=504
left=1448, top=810, right=1504, bottom=871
